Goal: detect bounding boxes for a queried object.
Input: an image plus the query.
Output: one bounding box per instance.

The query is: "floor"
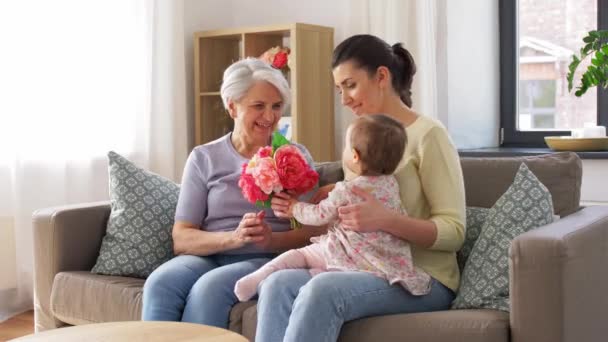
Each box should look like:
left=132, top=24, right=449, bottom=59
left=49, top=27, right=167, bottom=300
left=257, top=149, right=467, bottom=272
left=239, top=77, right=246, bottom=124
left=0, top=311, right=34, bottom=341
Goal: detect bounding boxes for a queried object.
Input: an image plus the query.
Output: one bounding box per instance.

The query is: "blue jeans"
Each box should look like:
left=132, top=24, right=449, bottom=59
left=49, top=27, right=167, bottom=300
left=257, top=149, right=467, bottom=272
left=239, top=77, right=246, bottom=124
left=142, top=253, right=273, bottom=328
left=256, top=270, right=455, bottom=342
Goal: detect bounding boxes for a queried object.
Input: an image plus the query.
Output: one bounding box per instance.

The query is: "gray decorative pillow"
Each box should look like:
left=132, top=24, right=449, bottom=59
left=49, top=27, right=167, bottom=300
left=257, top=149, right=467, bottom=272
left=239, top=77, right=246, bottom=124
left=457, top=207, right=490, bottom=272
left=452, top=163, right=554, bottom=312
left=91, top=151, right=178, bottom=278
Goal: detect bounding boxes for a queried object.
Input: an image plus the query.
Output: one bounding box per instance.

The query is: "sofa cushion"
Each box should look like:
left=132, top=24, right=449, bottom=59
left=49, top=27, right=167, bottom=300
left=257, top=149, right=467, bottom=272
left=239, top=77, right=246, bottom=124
left=50, top=271, right=144, bottom=325
left=315, top=161, right=344, bottom=187
left=91, top=151, right=178, bottom=278
left=460, top=152, right=581, bottom=216
left=238, top=304, right=508, bottom=342
left=457, top=207, right=490, bottom=272
left=452, top=163, right=554, bottom=312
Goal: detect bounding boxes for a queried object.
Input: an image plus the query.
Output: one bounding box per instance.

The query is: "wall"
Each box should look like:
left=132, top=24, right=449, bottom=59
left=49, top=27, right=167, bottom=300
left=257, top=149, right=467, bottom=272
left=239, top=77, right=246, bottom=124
left=581, top=160, right=608, bottom=204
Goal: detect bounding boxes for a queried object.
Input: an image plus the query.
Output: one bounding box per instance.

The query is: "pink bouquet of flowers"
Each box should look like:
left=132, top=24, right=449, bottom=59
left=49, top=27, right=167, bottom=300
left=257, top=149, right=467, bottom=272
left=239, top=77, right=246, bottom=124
left=238, top=131, right=319, bottom=228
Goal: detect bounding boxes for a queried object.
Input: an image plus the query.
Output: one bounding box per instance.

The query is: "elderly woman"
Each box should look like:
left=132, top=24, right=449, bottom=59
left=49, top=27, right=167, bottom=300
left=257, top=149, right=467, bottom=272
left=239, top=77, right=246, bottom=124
left=141, top=58, right=324, bottom=328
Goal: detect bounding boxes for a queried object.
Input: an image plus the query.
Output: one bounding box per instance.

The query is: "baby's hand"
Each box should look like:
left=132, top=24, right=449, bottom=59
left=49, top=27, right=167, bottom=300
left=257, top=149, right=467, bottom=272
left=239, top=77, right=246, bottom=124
left=284, top=197, right=298, bottom=218
left=271, top=192, right=297, bottom=219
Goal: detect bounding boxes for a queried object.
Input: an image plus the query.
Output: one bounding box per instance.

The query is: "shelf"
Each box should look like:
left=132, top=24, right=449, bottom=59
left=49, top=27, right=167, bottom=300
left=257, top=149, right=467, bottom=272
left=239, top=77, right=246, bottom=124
left=200, top=92, right=221, bottom=96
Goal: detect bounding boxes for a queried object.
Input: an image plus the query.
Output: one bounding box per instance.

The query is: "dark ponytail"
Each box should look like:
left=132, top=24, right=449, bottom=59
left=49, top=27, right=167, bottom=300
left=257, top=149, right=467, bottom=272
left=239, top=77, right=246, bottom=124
left=332, top=34, right=416, bottom=107
left=391, top=43, right=416, bottom=107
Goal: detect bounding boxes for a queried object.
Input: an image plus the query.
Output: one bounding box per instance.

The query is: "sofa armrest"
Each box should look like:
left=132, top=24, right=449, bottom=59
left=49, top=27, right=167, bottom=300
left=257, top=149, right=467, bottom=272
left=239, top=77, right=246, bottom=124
left=33, top=201, right=111, bottom=331
left=509, top=205, right=608, bottom=342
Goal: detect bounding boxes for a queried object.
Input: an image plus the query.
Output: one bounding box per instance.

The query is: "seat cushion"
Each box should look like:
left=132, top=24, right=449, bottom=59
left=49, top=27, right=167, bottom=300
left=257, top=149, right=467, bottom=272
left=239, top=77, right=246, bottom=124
left=51, top=271, right=253, bottom=330
left=239, top=304, right=508, bottom=342
left=50, top=271, right=144, bottom=325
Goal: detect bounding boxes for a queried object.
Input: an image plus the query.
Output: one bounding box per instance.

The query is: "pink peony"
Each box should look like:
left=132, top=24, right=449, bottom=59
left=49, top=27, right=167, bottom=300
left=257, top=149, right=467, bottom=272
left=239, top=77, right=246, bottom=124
left=257, top=146, right=273, bottom=158
left=251, top=157, right=283, bottom=195
left=238, top=163, right=269, bottom=204
left=274, top=145, right=319, bottom=194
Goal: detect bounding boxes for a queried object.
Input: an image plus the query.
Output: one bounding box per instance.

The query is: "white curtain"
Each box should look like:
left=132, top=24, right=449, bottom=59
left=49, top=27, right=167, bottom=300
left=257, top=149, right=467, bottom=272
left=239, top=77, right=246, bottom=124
left=0, top=0, right=188, bottom=322
left=345, top=0, right=442, bottom=119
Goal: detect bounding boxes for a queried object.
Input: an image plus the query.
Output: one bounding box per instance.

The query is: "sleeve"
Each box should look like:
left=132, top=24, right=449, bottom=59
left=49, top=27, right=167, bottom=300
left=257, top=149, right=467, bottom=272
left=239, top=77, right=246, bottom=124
left=292, top=182, right=347, bottom=226
left=293, top=143, right=319, bottom=203
left=174, top=150, right=208, bottom=227
left=418, top=127, right=466, bottom=252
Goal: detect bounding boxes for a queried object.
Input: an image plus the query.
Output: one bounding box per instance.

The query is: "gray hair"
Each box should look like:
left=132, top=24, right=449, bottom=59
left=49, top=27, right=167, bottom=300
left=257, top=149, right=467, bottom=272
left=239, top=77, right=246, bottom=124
left=220, top=57, right=291, bottom=112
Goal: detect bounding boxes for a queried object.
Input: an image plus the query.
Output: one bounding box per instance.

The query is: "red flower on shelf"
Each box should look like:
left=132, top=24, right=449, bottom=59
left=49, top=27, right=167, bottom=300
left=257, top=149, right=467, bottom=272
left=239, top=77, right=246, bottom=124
left=259, top=46, right=292, bottom=71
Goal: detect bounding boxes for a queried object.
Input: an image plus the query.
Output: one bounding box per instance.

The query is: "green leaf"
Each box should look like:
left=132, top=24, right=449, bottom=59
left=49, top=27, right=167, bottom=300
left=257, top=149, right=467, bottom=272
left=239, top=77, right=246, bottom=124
left=567, top=30, right=608, bottom=95
left=567, top=56, right=581, bottom=91
left=272, top=130, right=290, bottom=153
left=255, top=199, right=272, bottom=208
left=582, top=43, right=593, bottom=55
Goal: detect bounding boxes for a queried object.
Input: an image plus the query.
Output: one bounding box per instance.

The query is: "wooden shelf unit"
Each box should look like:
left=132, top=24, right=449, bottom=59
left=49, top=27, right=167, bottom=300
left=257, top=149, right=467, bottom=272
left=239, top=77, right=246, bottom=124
left=193, top=23, right=335, bottom=161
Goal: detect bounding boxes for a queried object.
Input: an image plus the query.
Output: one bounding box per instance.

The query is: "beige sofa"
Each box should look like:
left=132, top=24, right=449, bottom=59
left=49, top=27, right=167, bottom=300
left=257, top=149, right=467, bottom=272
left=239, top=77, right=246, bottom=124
left=33, top=152, right=608, bottom=341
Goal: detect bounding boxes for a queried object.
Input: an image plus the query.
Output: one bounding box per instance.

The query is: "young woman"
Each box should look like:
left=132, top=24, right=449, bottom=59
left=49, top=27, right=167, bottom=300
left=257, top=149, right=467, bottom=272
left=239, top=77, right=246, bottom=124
left=256, top=34, right=466, bottom=342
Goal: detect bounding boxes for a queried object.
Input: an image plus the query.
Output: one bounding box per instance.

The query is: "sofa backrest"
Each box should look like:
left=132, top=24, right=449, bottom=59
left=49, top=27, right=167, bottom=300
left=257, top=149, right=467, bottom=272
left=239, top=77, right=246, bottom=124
left=461, top=152, right=582, bottom=217
left=316, top=152, right=582, bottom=218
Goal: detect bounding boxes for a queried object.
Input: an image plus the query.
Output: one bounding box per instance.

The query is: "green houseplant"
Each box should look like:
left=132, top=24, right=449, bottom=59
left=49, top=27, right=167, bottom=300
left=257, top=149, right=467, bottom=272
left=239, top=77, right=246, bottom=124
left=567, top=30, right=608, bottom=96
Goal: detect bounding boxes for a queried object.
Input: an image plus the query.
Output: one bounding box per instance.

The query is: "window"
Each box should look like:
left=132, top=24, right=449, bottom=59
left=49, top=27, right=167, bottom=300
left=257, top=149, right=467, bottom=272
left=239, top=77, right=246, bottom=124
left=500, top=0, right=608, bottom=146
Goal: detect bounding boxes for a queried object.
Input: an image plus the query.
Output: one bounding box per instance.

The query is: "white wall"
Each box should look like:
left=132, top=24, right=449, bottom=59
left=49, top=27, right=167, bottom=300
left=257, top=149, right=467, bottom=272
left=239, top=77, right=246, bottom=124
left=581, top=160, right=608, bottom=203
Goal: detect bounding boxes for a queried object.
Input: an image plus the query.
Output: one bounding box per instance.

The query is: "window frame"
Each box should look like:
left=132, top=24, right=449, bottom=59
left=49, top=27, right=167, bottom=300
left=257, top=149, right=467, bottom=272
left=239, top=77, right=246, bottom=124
left=499, top=0, right=608, bottom=147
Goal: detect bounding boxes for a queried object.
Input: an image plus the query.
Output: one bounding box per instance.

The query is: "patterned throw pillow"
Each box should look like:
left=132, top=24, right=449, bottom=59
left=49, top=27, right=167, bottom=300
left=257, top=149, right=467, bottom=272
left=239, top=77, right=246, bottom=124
left=452, top=163, right=554, bottom=312
left=457, top=207, right=490, bottom=272
left=91, top=151, right=178, bottom=278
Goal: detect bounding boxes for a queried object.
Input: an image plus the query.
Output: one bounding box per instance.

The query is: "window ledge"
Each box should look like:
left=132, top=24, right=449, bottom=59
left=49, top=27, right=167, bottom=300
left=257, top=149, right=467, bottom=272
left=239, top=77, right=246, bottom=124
left=458, top=147, right=608, bottom=160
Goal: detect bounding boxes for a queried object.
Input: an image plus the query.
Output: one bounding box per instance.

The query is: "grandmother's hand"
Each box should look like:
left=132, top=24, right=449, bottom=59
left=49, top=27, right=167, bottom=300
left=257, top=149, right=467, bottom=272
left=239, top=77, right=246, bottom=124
left=232, top=211, right=271, bottom=249
left=338, top=186, right=398, bottom=233
left=252, top=211, right=272, bottom=250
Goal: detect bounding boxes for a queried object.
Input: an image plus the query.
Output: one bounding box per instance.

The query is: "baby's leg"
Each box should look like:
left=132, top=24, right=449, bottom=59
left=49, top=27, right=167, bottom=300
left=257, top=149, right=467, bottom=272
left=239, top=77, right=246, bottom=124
left=297, top=244, right=327, bottom=276
left=234, top=246, right=325, bottom=301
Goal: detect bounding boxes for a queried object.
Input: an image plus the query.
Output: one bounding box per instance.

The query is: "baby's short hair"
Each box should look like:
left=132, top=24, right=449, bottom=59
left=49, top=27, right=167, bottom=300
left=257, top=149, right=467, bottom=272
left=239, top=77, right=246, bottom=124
left=349, top=114, right=407, bottom=175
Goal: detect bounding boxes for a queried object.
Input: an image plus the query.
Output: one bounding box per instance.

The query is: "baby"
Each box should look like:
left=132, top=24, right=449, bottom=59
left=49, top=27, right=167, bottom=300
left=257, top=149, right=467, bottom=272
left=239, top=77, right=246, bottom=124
left=234, top=114, right=431, bottom=301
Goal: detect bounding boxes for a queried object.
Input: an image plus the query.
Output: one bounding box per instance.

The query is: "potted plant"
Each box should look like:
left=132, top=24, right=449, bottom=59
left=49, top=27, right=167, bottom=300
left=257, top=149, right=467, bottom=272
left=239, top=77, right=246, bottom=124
left=567, top=30, right=608, bottom=96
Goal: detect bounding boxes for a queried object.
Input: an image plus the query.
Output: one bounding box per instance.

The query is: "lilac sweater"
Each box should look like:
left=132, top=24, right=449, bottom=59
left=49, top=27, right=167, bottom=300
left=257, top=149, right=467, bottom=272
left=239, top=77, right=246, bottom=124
left=175, top=133, right=314, bottom=254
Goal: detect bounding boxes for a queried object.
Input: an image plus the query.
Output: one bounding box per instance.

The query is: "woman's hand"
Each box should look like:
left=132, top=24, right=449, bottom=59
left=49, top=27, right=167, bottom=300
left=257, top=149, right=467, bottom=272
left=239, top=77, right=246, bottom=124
left=271, top=192, right=297, bottom=218
left=231, top=211, right=271, bottom=249
left=252, top=211, right=273, bottom=250
left=309, top=184, right=335, bottom=204
left=338, top=186, right=400, bottom=233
